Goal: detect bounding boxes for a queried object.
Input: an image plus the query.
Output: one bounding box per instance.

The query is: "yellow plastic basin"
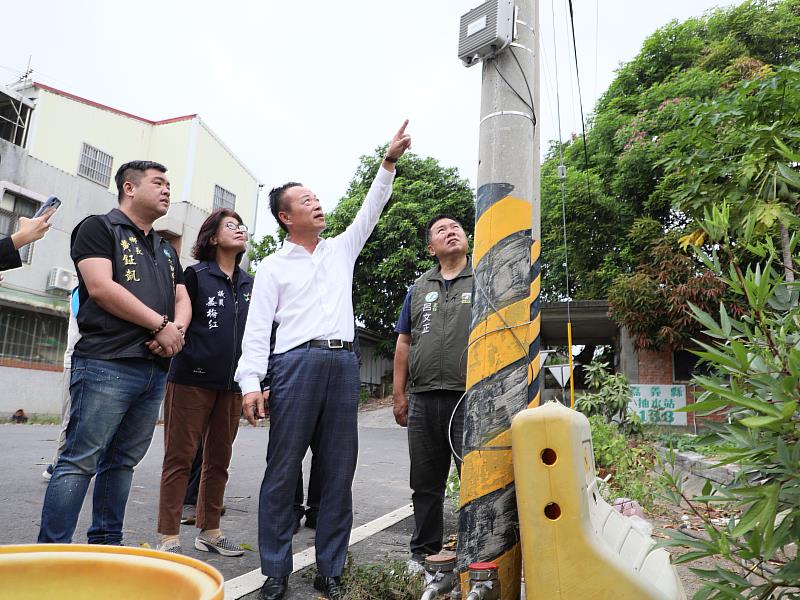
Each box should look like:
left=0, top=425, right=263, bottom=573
left=0, top=544, right=224, bottom=600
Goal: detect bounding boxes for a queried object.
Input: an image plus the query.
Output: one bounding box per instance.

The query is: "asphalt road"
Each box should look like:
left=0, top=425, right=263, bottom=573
left=0, top=406, right=411, bottom=584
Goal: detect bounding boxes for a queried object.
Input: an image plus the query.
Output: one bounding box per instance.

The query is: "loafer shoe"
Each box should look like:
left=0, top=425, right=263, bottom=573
left=313, top=574, right=343, bottom=599
left=259, top=576, right=288, bottom=600
left=156, top=541, right=182, bottom=554
left=194, top=534, right=244, bottom=557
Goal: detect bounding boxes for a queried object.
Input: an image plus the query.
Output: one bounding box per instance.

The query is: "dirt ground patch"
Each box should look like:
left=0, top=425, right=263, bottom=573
left=359, top=395, right=393, bottom=412
left=649, top=499, right=725, bottom=598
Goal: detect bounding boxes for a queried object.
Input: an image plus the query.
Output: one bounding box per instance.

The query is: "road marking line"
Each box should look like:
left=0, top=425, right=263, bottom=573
left=224, top=503, right=413, bottom=599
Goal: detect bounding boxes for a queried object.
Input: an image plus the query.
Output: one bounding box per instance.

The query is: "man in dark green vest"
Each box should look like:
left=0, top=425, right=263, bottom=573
left=393, top=214, right=472, bottom=562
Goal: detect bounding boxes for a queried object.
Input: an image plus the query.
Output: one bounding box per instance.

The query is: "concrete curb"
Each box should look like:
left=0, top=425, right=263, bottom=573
left=224, top=503, right=414, bottom=599
left=657, top=446, right=739, bottom=496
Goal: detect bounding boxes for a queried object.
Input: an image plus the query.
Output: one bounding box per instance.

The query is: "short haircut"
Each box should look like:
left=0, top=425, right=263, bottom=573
left=425, top=214, right=463, bottom=244
left=192, top=208, right=245, bottom=263
left=269, top=182, right=302, bottom=232
left=115, top=160, right=167, bottom=201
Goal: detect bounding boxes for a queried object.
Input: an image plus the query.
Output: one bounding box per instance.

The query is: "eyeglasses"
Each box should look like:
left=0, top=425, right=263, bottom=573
left=224, top=222, right=249, bottom=233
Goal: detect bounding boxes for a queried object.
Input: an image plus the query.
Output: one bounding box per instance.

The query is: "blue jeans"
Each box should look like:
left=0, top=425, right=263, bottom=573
left=38, top=356, right=166, bottom=544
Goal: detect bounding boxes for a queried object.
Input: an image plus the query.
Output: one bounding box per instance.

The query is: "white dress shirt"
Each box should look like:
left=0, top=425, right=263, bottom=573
left=235, top=166, right=396, bottom=395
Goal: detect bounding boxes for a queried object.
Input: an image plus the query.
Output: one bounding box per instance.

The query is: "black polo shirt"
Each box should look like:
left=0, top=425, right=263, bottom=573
left=71, top=209, right=184, bottom=369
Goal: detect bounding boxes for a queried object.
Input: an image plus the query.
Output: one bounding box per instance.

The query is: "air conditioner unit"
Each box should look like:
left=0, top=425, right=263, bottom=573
left=458, top=0, right=515, bottom=67
left=46, top=267, right=77, bottom=293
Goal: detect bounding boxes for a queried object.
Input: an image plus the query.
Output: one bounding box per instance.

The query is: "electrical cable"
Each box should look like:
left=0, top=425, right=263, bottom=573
left=567, top=0, right=594, bottom=204
left=537, top=41, right=561, bottom=132
left=490, top=61, right=535, bottom=119
left=509, top=47, right=537, bottom=128
left=594, top=0, right=600, bottom=101
left=552, top=0, right=575, bottom=408
left=447, top=258, right=538, bottom=462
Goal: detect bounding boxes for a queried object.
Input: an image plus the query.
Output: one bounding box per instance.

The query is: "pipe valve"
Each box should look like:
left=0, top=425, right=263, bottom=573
left=465, top=562, right=500, bottom=600
left=419, top=552, right=458, bottom=600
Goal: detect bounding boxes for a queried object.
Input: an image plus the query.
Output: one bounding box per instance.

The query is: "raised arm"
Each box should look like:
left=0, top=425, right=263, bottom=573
left=339, top=120, right=412, bottom=259
left=381, top=119, right=412, bottom=173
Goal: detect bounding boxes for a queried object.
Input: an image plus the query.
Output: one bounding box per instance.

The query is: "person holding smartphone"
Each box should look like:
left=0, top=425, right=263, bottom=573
left=0, top=208, right=55, bottom=272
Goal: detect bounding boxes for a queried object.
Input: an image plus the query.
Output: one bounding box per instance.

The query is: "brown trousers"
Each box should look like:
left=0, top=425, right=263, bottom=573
left=157, top=382, right=241, bottom=535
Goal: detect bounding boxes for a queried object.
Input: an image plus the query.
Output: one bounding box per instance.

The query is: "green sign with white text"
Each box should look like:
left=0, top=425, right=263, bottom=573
left=629, top=384, right=687, bottom=426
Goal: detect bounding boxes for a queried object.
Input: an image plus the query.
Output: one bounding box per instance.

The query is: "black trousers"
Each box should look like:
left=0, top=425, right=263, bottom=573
left=184, top=443, right=203, bottom=505
left=293, top=453, right=320, bottom=519
left=407, top=390, right=464, bottom=556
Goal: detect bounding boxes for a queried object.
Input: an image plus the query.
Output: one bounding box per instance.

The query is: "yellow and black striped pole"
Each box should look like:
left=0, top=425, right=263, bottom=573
left=456, top=1, right=540, bottom=598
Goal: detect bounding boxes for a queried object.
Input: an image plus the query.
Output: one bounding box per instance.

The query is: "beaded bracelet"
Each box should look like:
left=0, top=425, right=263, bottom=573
left=150, top=314, right=169, bottom=336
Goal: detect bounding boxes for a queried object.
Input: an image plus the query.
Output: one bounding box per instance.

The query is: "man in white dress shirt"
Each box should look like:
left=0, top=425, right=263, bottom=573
left=235, top=121, right=411, bottom=600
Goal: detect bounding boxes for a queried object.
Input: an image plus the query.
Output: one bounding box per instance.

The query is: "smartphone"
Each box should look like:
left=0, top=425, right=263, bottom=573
left=34, top=196, right=61, bottom=218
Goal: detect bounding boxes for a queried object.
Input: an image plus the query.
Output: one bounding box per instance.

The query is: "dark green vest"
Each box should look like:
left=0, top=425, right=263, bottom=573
left=408, top=261, right=473, bottom=393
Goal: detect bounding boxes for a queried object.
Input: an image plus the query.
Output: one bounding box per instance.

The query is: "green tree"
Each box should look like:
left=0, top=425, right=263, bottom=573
left=609, top=62, right=800, bottom=357
left=247, top=232, right=281, bottom=270
left=324, top=147, right=475, bottom=347
left=663, top=62, right=800, bottom=280
left=607, top=236, right=728, bottom=351
left=541, top=0, right=800, bottom=301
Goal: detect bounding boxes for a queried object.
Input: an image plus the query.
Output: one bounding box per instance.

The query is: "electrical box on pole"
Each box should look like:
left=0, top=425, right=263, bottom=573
left=458, top=0, right=516, bottom=67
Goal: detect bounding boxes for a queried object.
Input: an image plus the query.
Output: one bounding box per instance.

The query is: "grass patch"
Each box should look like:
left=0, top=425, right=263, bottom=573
left=589, top=416, right=657, bottom=510
left=7, top=414, right=61, bottom=425
left=335, top=555, right=425, bottom=600
left=645, top=429, right=737, bottom=457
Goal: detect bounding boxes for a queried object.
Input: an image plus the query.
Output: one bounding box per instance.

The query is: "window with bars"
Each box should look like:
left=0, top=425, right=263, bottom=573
left=0, top=191, right=38, bottom=264
left=213, top=185, right=236, bottom=211
left=0, top=307, right=68, bottom=367
left=78, top=142, right=113, bottom=187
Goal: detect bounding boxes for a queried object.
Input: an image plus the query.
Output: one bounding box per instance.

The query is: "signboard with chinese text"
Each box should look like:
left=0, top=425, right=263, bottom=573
left=629, top=384, right=687, bottom=426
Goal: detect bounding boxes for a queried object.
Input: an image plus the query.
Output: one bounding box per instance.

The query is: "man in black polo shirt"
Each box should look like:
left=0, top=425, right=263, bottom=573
left=38, top=160, right=191, bottom=545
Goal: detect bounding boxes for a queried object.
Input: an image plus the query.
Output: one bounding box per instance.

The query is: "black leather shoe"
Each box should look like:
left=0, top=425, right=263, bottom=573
left=313, top=574, right=343, bottom=599
left=259, top=576, right=288, bottom=600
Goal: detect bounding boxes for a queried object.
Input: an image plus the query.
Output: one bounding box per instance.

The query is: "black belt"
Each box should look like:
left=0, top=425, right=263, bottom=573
left=299, top=339, right=354, bottom=351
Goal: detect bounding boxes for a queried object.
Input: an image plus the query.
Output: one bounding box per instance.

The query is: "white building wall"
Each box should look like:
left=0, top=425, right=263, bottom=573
left=188, top=121, right=259, bottom=226
left=147, top=119, right=195, bottom=206
left=21, top=86, right=259, bottom=226
left=0, top=141, right=120, bottom=416
left=25, top=89, right=154, bottom=192
left=0, top=366, right=63, bottom=415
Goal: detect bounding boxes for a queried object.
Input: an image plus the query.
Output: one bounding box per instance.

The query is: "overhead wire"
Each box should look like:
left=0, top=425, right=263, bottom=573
left=538, top=42, right=562, bottom=139
left=551, top=0, right=575, bottom=408
left=567, top=0, right=594, bottom=203
left=564, top=0, right=604, bottom=406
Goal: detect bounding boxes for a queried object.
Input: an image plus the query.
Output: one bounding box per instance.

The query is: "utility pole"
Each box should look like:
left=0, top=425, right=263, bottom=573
left=456, top=0, right=540, bottom=598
